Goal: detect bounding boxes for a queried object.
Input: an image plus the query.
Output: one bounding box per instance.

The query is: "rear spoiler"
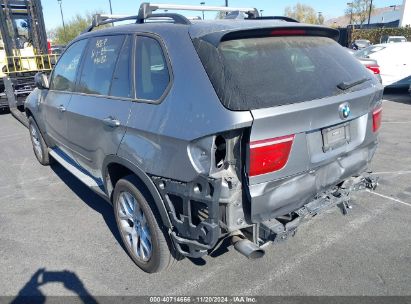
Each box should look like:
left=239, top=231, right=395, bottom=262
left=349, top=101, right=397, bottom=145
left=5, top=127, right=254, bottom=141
left=199, top=26, right=340, bottom=47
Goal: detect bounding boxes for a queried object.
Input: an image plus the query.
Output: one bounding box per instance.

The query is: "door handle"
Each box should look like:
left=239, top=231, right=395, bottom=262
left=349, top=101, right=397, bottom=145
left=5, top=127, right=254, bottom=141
left=58, top=105, right=66, bottom=112
left=103, top=117, right=120, bottom=127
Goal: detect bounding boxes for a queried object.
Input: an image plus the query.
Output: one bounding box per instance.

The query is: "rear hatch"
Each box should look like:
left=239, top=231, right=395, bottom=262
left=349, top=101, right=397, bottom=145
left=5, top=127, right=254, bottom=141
left=193, top=25, right=383, bottom=218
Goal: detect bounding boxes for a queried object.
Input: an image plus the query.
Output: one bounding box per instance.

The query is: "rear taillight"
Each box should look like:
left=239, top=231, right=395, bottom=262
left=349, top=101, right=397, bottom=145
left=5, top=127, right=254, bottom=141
left=365, top=64, right=380, bottom=75
left=249, top=135, right=294, bottom=177
left=372, top=106, right=382, bottom=132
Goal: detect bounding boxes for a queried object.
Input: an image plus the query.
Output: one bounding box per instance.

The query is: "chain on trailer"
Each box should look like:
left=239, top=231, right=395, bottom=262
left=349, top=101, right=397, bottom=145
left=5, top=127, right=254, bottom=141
left=0, top=0, right=55, bottom=126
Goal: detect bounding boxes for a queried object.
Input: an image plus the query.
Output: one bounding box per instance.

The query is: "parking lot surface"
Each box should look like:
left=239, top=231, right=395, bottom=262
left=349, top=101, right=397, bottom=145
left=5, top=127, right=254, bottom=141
left=0, top=91, right=410, bottom=297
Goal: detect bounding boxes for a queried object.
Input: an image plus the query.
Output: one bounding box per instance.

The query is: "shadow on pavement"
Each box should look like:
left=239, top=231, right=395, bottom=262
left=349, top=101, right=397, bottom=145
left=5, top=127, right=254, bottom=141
left=50, top=163, right=126, bottom=253
left=49, top=162, right=229, bottom=269
left=384, top=88, right=411, bottom=105
left=0, top=107, right=10, bottom=115
left=11, top=268, right=97, bottom=304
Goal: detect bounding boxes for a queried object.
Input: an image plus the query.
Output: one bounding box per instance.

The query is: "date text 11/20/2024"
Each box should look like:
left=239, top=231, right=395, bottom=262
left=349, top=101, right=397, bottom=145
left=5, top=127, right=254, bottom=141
left=149, top=297, right=257, bottom=303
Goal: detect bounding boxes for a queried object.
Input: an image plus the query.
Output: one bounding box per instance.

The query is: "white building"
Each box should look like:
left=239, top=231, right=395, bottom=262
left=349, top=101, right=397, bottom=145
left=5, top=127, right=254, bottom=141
left=399, top=0, right=411, bottom=27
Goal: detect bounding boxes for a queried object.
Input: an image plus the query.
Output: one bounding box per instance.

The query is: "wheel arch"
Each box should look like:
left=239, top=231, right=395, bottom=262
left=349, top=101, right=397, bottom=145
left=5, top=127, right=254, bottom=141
left=102, top=155, right=172, bottom=229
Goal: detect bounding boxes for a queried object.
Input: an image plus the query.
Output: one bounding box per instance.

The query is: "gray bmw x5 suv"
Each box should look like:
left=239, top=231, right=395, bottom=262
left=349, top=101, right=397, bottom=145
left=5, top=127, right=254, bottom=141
left=25, top=3, right=383, bottom=273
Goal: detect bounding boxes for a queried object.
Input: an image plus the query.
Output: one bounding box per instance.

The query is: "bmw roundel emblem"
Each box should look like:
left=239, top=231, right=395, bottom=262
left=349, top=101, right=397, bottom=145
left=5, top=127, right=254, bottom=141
left=339, top=103, right=351, bottom=120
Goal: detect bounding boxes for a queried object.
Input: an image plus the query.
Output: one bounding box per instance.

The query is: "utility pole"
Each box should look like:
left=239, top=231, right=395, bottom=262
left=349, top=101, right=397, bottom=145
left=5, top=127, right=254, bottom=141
left=57, top=0, right=66, bottom=41
left=368, top=0, right=373, bottom=25
left=347, top=2, right=353, bottom=25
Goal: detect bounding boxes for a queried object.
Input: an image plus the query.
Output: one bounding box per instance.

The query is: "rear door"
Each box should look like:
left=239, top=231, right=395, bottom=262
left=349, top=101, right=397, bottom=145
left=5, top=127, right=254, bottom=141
left=66, top=35, right=133, bottom=179
left=43, top=39, right=87, bottom=150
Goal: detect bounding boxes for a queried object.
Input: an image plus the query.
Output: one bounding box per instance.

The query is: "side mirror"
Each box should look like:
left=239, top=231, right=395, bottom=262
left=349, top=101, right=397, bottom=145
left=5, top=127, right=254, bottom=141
left=34, top=72, right=49, bottom=90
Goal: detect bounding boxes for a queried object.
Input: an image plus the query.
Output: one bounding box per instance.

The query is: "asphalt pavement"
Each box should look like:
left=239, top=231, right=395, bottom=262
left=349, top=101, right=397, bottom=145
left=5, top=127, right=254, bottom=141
left=0, top=90, right=410, bottom=298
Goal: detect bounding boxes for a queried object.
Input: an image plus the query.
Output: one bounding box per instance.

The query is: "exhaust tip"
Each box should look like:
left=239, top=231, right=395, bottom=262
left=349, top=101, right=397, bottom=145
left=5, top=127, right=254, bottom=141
left=233, top=236, right=265, bottom=259
left=246, top=248, right=265, bottom=259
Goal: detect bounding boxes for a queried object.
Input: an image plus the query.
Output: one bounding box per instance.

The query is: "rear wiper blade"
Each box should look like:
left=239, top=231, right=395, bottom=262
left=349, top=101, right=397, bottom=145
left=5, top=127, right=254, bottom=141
left=337, top=77, right=370, bottom=90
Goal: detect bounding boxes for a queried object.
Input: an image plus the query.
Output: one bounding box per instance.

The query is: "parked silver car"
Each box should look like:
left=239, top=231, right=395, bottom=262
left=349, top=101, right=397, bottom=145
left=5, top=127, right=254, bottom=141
left=25, top=3, right=383, bottom=273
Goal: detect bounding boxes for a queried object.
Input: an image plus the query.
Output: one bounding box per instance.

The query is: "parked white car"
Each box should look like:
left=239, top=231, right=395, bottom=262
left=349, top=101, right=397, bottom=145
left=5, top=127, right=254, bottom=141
left=380, top=35, right=407, bottom=44
left=355, top=42, right=411, bottom=88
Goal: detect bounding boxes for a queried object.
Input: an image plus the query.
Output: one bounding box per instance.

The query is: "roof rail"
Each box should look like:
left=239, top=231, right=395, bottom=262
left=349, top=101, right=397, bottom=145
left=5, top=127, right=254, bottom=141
left=138, top=2, right=259, bottom=19
left=250, top=16, right=299, bottom=23
left=83, top=14, right=138, bottom=32
left=83, top=12, right=191, bottom=33
left=83, top=3, right=286, bottom=33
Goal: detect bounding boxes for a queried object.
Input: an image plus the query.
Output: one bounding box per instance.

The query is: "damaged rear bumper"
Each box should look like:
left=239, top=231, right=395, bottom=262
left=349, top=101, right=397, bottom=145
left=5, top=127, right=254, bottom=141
left=259, top=174, right=378, bottom=244
left=248, top=143, right=378, bottom=223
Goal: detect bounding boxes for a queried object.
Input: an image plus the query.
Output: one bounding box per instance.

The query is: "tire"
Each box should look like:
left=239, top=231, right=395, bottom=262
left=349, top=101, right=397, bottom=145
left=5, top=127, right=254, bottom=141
left=113, top=175, right=178, bottom=273
left=28, top=116, right=51, bottom=166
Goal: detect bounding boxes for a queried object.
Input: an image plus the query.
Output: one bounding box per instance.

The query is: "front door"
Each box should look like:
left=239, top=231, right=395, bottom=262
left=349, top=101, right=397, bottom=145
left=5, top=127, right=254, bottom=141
left=43, top=39, right=88, bottom=153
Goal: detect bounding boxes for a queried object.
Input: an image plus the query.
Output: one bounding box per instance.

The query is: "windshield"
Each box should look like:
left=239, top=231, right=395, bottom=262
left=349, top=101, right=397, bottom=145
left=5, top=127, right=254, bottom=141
left=195, top=36, right=375, bottom=110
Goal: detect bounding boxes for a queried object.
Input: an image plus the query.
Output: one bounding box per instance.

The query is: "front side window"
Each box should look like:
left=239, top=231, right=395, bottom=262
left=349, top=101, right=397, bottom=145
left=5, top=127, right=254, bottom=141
left=77, top=35, right=124, bottom=96
left=135, top=36, right=170, bottom=101
left=50, top=39, right=87, bottom=91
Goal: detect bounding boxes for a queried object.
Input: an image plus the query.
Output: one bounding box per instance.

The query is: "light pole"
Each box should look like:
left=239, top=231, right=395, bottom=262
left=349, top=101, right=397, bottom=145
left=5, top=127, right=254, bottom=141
left=200, top=2, right=205, bottom=20
left=367, top=0, right=373, bottom=25
left=389, top=5, right=397, bottom=10
left=57, top=0, right=66, bottom=40
left=225, top=0, right=228, bottom=7
left=318, top=11, right=323, bottom=24
left=347, top=2, right=353, bottom=25
left=108, top=0, right=113, bottom=26
left=259, top=9, right=264, bottom=17
left=108, top=0, right=113, bottom=14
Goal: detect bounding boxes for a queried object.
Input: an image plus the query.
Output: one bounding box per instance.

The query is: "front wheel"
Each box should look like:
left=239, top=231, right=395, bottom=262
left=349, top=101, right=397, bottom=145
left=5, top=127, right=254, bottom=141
left=28, top=116, right=51, bottom=166
left=113, top=175, right=178, bottom=273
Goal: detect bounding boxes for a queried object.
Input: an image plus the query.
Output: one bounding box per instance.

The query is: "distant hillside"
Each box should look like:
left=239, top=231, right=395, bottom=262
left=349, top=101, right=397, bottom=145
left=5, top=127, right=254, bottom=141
left=325, top=6, right=402, bottom=27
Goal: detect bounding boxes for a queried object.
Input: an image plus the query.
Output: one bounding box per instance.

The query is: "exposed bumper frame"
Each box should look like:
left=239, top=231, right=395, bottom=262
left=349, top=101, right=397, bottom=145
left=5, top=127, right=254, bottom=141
left=259, top=174, right=379, bottom=244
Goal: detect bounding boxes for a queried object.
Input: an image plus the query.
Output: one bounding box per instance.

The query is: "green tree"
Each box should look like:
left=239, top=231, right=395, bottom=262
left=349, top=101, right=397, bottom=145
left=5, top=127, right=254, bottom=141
left=345, top=0, right=375, bottom=26
left=284, top=3, right=319, bottom=24
left=53, top=12, right=104, bottom=45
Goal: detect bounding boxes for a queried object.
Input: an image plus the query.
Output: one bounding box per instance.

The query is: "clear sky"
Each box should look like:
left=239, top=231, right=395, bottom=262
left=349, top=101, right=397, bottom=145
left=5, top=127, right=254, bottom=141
left=42, top=0, right=404, bottom=31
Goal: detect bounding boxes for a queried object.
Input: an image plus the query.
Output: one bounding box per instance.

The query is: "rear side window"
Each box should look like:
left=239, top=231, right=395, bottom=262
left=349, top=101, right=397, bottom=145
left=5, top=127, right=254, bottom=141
left=135, top=36, right=170, bottom=101
left=50, top=39, right=87, bottom=92
left=195, top=36, right=376, bottom=110
left=77, top=35, right=124, bottom=96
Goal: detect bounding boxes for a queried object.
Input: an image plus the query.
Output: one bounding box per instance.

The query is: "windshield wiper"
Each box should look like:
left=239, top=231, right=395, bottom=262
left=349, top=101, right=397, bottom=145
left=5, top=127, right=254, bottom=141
left=337, top=77, right=370, bottom=90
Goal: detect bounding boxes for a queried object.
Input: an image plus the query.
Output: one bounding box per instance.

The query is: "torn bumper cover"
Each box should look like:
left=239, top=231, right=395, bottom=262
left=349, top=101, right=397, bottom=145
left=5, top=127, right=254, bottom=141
left=248, top=144, right=377, bottom=223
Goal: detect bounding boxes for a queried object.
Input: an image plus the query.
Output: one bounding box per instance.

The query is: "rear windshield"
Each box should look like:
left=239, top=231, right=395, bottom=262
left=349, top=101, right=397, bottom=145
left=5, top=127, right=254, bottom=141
left=194, top=36, right=375, bottom=111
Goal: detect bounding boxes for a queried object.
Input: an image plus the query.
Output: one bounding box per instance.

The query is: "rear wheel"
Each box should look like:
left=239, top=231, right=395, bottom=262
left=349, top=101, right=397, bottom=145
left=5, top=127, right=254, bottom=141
left=113, top=175, right=177, bottom=273
left=28, top=116, right=51, bottom=166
